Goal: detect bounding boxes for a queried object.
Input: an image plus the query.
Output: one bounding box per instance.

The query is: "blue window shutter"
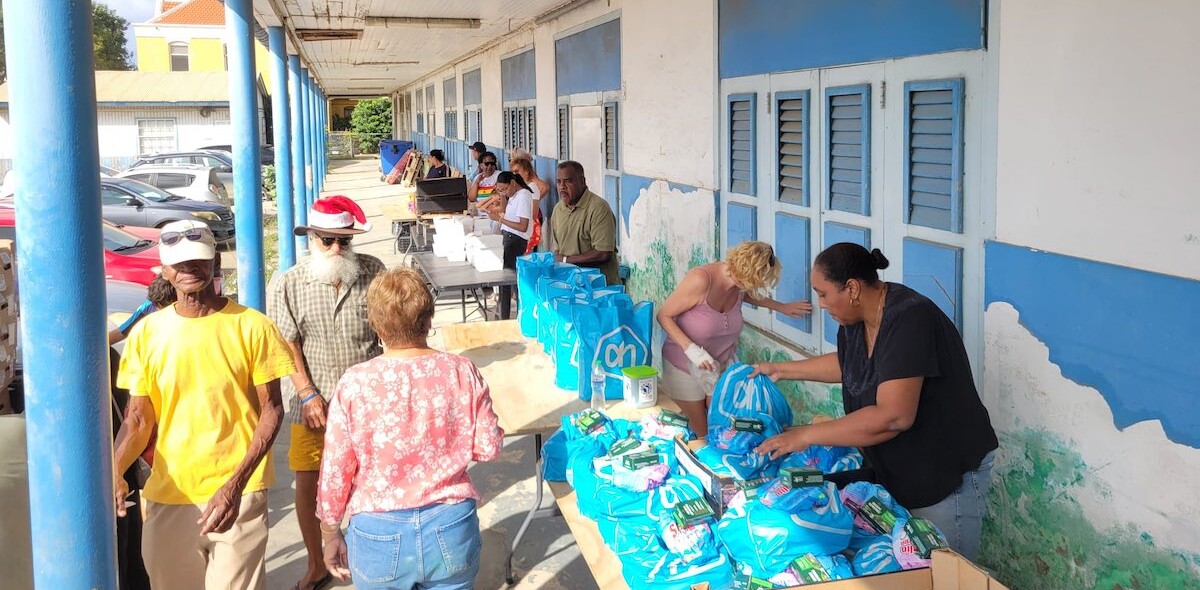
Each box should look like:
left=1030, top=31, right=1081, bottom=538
left=822, top=222, right=871, bottom=345
left=774, top=213, right=811, bottom=332
left=604, top=102, right=619, bottom=170
left=903, top=238, right=963, bottom=329
left=825, top=85, right=871, bottom=215
left=525, top=107, right=537, bottom=154
left=776, top=90, right=809, bottom=206
left=728, top=93, right=757, bottom=196
left=558, top=105, right=570, bottom=159
left=904, top=79, right=964, bottom=232
left=726, top=202, right=757, bottom=247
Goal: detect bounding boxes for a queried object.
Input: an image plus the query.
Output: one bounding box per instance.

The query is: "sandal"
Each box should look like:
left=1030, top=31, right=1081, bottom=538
left=292, top=572, right=333, bottom=590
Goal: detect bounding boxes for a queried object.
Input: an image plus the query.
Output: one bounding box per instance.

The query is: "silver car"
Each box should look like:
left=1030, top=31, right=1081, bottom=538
left=117, top=164, right=230, bottom=206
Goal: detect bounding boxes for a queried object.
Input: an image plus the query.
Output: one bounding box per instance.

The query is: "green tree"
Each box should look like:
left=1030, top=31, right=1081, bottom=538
left=350, top=97, right=392, bottom=154
left=92, top=4, right=134, bottom=71
left=0, top=3, right=133, bottom=82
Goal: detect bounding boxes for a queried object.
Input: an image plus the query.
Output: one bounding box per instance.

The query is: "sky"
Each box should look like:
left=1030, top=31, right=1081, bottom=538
left=101, top=0, right=158, bottom=62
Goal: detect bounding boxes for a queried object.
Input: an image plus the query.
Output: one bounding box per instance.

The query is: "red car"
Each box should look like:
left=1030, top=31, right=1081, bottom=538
left=0, top=204, right=161, bottom=286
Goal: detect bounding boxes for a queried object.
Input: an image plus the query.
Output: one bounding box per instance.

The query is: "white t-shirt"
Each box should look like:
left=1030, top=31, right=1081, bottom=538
left=501, top=188, right=534, bottom=240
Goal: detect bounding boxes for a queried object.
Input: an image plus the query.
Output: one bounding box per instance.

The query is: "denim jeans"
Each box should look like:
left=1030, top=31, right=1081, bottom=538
left=910, top=451, right=995, bottom=561
left=346, top=500, right=482, bottom=590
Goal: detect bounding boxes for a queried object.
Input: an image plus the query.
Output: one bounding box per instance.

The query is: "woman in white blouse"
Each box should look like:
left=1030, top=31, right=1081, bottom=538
left=485, top=170, right=534, bottom=320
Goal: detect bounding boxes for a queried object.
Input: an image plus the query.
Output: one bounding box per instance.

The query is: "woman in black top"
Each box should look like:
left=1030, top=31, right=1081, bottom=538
left=755, top=243, right=998, bottom=560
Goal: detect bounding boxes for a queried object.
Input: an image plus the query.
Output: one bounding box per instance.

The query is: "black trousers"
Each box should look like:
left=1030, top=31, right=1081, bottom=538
left=499, top=231, right=528, bottom=320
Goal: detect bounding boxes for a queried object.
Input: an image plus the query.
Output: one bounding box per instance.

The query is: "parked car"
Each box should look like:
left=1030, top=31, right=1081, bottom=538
left=0, top=202, right=162, bottom=286
left=128, top=150, right=233, bottom=194
left=100, top=177, right=235, bottom=247
left=116, top=164, right=230, bottom=206
left=99, top=165, right=118, bottom=178
left=197, top=144, right=275, bottom=166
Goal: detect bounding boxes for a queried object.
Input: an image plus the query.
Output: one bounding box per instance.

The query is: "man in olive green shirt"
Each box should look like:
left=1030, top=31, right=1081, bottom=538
left=550, top=161, right=620, bottom=285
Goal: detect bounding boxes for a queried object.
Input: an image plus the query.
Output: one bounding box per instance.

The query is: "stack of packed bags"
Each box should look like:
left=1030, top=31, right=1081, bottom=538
left=515, top=252, right=654, bottom=402
left=544, top=361, right=949, bottom=589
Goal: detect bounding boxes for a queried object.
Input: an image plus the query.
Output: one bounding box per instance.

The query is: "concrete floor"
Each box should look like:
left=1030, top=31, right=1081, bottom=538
left=257, top=157, right=598, bottom=590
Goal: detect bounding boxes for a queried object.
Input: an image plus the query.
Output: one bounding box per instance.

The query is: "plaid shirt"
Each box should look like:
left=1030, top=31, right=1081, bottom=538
left=269, top=254, right=386, bottom=424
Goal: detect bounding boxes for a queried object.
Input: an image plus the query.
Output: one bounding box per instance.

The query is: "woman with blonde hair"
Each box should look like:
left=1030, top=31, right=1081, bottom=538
left=656, top=241, right=812, bottom=436
left=317, top=267, right=504, bottom=589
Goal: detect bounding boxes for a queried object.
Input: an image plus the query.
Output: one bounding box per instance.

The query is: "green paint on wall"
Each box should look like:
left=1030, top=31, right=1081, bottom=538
left=627, top=238, right=677, bottom=306
left=981, top=428, right=1200, bottom=590
left=737, top=327, right=842, bottom=423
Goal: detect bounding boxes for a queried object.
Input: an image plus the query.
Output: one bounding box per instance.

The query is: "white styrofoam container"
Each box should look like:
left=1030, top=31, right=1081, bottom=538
left=473, top=247, right=504, bottom=272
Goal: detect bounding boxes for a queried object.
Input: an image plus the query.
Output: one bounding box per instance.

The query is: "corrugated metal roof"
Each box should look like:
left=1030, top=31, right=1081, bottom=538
left=0, top=71, right=229, bottom=105
left=150, top=0, right=225, bottom=26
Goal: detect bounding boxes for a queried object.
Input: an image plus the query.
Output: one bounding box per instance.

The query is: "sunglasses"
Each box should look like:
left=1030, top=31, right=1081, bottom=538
left=160, top=228, right=210, bottom=246
left=318, top=236, right=353, bottom=247
left=481, top=161, right=497, bottom=167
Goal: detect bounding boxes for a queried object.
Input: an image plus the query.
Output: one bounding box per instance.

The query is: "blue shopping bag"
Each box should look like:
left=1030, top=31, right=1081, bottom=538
left=535, top=269, right=605, bottom=354
left=707, top=363, right=793, bottom=451
left=715, top=481, right=854, bottom=579
left=516, top=253, right=578, bottom=337
left=552, top=285, right=627, bottom=390
left=573, top=300, right=654, bottom=401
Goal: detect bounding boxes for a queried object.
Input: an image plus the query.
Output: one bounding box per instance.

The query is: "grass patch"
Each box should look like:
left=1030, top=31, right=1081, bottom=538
left=222, top=214, right=279, bottom=301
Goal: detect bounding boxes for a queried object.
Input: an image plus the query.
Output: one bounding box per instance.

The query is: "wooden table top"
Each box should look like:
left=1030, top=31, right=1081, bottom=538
left=441, top=319, right=685, bottom=589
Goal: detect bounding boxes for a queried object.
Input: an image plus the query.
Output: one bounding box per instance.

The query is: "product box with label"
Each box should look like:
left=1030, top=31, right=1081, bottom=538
left=673, top=436, right=743, bottom=517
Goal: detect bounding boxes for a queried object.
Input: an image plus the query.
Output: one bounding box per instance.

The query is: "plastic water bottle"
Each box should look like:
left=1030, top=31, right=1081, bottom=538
left=590, top=361, right=607, bottom=411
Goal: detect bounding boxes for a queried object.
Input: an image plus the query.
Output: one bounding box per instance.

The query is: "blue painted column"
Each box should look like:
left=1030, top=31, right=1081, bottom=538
left=225, top=0, right=265, bottom=310
left=3, top=2, right=117, bottom=587
left=301, top=68, right=314, bottom=211
left=268, top=27, right=295, bottom=271
left=289, top=56, right=308, bottom=252
left=317, top=88, right=325, bottom=192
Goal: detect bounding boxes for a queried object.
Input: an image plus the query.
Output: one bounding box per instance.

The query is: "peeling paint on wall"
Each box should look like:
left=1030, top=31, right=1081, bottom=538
left=982, top=302, right=1200, bottom=589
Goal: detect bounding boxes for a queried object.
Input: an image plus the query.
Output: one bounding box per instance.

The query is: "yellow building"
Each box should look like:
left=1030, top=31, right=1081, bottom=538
left=133, top=0, right=272, bottom=88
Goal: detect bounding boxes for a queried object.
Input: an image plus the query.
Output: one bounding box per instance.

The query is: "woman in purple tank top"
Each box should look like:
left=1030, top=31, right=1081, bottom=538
left=657, top=241, right=813, bottom=435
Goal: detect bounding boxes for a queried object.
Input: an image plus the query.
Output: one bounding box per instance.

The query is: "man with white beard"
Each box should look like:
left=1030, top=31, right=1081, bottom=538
left=268, top=196, right=385, bottom=590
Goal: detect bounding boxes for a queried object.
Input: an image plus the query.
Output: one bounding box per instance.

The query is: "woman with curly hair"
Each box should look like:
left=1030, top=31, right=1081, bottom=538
left=656, top=241, right=812, bottom=435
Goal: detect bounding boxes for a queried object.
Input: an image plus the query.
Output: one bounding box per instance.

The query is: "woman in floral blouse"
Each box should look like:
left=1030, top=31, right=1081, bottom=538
left=316, top=268, right=504, bottom=589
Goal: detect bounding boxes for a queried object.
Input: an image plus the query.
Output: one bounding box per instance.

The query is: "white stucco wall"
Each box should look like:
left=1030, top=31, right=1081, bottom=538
left=994, top=0, right=1200, bottom=279
left=619, top=0, right=717, bottom=190
left=401, top=0, right=715, bottom=187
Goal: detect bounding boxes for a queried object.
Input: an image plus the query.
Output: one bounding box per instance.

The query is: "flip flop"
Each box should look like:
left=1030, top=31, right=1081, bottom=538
left=293, top=573, right=333, bottom=590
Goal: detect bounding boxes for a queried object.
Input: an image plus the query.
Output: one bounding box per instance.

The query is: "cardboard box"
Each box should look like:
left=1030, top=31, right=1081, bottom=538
left=0, top=239, right=13, bottom=273
left=673, top=436, right=742, bottom=518
left=701, top=550, right=1009, bottom=590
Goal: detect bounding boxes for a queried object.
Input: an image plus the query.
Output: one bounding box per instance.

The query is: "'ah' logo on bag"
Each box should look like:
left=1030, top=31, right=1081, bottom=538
left=592, top=325, right=649, bottom=373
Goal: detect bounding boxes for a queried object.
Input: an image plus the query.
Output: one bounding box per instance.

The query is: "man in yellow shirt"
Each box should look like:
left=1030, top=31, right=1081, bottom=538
left=112, top=220, right=295, bottom=590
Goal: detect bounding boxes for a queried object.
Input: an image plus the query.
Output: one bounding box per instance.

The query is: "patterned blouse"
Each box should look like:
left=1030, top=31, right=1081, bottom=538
left=316, top=352, right=504, bottom=524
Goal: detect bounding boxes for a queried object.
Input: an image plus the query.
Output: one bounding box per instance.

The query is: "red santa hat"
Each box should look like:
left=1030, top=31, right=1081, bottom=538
left=294, top=195, right=372, bottom=236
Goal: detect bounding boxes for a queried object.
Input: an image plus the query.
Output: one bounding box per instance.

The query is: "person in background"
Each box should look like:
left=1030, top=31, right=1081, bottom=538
left=550, top=160, right=619, bottom=285
left=509, top=157, right=547, bottom=253
left=754, top=243, right=998, bottom=560
left=111, top=220, right=294, bottom=589
left=425, top=149, right=449, bottom=179
left=108, top=275, right=177, bottom=346
left=468, top=141, right=487, bottom=179
left=483, top=171, right=533, bottom=320
left=270, top=196, right=385, bottom=590
left=468, top=152, right=500, bottom=208
left=657, top=241, right=812, bottom=436
left=317, top=268, right=504, bottom=589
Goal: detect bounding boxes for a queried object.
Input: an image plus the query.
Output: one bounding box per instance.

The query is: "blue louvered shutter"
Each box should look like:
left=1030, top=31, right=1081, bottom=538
left=728, top=94, right=756, bottom=195
left=604, top=102, right=619, bottom=170
left=905, top=79, right=964, bottom=232
left=826, top=86, right=871, bottom=215
left=776, top=91, right=809, bottom=205
left=558, top=105, right=570, bottom=158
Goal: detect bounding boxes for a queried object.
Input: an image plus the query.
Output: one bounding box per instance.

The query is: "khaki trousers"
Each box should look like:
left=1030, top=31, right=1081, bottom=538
left=142, top=491, right=269, bottom=590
